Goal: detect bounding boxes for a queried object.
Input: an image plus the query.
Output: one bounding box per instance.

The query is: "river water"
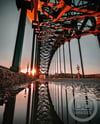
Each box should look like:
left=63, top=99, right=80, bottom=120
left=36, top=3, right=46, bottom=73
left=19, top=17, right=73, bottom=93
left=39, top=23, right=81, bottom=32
left=0, top=79, right=100, bottom=124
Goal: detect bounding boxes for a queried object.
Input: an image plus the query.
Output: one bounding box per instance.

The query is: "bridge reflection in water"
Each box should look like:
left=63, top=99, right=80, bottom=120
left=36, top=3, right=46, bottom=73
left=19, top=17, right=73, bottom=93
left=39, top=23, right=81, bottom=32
left=0, top=80, right=100, bottom=124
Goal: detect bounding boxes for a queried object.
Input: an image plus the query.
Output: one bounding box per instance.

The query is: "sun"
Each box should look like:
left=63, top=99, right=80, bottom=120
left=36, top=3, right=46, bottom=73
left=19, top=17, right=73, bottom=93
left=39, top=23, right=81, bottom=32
left=20, top=67, right=36, bottom=76
left=31, top=67, right=36, bottom=76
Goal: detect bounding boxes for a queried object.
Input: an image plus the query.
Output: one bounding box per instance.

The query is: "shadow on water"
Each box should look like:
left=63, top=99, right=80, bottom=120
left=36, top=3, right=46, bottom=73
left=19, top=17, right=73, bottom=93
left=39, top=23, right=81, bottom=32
left=0, top=80, right=100, bottom=124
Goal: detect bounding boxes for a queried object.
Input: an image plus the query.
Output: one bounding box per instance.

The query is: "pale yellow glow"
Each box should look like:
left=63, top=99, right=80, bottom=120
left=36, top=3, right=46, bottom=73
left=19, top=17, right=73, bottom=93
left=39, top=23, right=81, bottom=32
left=20, top=67, right=36, bottom=76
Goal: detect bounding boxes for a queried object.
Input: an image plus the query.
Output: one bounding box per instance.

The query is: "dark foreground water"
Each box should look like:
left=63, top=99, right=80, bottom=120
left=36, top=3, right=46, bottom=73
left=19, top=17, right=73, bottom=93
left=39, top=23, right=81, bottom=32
left=0, top=79, right=100, bottom=124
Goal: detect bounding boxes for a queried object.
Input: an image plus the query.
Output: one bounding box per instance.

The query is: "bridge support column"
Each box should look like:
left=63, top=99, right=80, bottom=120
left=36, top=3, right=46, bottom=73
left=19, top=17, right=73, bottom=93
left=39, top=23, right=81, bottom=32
left=31, top=29, right=36, bottom=71
left=68, top=41, right=73, bottom=78
left=10, top=7, right=27, bottom=72
left=77, top=38, right=85, bottom=78
left=59, top=44, right=61, bottom=73
left=35, top=39, right=40, bottom=77
left=97, top=33, right=100, bottom=47
left=57, top=50, right=58, bottom=74
left=55, top=56, right=57, bottom=75
left=62, top=42, right=66, bottom=74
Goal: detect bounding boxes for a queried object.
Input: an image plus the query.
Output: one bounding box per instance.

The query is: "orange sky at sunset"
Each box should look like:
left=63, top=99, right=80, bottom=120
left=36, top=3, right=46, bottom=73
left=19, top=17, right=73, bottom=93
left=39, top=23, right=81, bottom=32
left=20, top=66, right=36, bottom=76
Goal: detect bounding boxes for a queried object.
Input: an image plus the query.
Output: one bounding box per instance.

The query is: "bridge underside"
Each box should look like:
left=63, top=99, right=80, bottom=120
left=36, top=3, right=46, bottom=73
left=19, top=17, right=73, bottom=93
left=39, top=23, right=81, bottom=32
left=10, top=0, right=100, bottom=76
left=36, top=0, right=100, bottom=75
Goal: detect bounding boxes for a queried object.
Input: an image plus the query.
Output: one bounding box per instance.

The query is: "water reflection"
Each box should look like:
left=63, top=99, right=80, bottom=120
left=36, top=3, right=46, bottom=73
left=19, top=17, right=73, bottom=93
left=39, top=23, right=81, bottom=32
left=0, top=80, right=100, bottom=124
left=0, top=84, right=25, bottom=124
left=26, top=85, right=31, bottom=124
left=29, top=82, right=63, bottom=124
left=48, top=81, right=100, bottom=124
left=2, top=96, right=16, bottom=124
left=14, top=89, right=28, bottom=124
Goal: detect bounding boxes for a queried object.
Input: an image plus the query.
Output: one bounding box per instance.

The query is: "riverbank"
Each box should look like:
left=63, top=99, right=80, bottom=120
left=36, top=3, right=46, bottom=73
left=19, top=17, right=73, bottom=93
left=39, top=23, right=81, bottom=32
left=39, top=78, right=100, bottom=84
left=0, top=66, right=35, bottom=88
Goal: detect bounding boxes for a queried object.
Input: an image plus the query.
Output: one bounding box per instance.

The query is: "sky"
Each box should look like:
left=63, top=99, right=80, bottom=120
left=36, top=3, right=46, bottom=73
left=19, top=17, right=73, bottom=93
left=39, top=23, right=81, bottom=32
left=49, top=35, right=100, bottom=74
left=0, top=0, right=100, bottom=74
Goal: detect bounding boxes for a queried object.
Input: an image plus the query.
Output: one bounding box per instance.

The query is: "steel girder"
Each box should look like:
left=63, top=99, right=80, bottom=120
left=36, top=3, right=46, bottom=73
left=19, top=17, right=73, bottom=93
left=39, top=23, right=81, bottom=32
left=29, top=0, right=100, bottom=74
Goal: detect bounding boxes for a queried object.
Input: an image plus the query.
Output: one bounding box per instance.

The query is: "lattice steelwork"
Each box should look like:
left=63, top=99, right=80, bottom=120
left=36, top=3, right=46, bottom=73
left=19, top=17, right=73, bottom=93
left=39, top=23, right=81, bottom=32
left=34, top=0, right=100, bottom=74
left=32, top=81, right=64, bottom=124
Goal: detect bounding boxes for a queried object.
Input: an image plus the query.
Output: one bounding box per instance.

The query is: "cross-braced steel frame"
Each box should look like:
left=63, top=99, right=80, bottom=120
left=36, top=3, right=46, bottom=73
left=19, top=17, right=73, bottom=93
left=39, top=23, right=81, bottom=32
left=36, top=0, right=100, bottom=76
left=10, top=0, right=100, bottom=77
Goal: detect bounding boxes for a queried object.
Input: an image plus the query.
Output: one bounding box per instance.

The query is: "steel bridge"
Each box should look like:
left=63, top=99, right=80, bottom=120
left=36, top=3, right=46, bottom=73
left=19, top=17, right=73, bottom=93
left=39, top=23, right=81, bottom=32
left=10, top=0, right=100, bottom=78
left=1, top=2, right=100, bottom=123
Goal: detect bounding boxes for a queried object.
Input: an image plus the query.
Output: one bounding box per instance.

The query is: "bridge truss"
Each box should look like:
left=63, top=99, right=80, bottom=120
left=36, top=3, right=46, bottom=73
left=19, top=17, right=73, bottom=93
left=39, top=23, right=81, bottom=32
left=10, top=0, right=100, bottom=77
left=34, top=0, right=100, bottom=75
